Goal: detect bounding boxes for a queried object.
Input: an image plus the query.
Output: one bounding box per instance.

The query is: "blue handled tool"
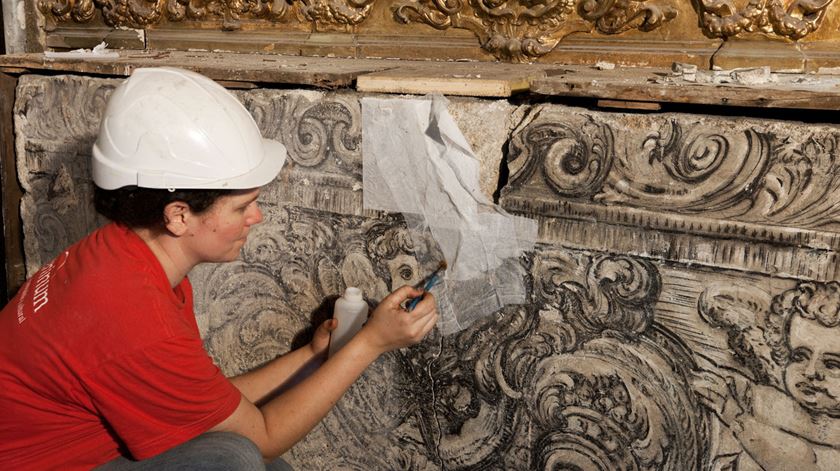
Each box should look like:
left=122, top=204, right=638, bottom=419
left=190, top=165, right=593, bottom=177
left=406, top=261, right=446, bottom=311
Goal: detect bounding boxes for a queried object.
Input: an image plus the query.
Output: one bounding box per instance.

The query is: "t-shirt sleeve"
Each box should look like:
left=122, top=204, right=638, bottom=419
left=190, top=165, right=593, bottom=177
left=80, top=336, right=242, bottom=460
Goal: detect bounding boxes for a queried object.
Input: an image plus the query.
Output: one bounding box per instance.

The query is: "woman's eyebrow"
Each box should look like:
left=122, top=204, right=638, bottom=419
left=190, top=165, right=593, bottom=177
left=240, top=194, right=260, bottom=207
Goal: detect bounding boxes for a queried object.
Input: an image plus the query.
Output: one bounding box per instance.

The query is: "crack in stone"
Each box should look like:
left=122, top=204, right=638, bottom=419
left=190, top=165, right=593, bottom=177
left=427, top=332, right=445, bottom=470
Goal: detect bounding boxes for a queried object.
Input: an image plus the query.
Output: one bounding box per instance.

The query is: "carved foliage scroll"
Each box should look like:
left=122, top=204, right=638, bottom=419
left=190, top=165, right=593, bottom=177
left=693, top=0, right=835, bottom=40
left=393, top=0, right=677, bottom=61
left=506, top=105, right=840, bottom=232
left=38, top=0, right=375, bottom=30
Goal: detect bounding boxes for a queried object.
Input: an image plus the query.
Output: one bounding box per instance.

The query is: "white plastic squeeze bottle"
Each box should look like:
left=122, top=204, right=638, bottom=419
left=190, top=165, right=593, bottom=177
left=328, top=287, right=369, bottom=358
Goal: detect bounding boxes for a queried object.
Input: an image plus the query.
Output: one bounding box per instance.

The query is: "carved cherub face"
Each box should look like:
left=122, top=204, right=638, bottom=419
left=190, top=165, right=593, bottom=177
left=784, top=315, right=840, bottom=416
left=385, top=253, right=423, bottom=290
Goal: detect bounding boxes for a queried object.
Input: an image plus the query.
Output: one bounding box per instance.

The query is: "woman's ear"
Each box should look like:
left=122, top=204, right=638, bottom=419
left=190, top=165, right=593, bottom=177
left=162, top=201, right=191, bottom=236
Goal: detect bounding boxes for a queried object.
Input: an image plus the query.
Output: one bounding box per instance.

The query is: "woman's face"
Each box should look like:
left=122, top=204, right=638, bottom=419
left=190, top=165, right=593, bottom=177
left=186, top=188, right=263, bottom=263
left=784, top=315, right=840, bottom=416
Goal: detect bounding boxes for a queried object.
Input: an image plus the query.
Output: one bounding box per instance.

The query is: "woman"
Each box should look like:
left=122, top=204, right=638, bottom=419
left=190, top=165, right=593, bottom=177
left=0, top=67, right=438, bottom=470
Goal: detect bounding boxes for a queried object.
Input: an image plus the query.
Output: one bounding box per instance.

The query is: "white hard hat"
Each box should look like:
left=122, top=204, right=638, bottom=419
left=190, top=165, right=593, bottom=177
left=92, top=67, right=286, bottom=190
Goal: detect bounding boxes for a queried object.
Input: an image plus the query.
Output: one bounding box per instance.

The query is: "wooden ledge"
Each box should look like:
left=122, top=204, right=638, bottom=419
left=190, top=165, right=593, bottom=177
left=531, top=66, right=840, bottom=111
left=1, top=50, right=840, bottom=108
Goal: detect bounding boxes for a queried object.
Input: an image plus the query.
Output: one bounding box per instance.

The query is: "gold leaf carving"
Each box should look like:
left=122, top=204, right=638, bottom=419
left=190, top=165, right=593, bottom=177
left=393, top=0, right=677, bottom=62
left=38, top=0, right=97, bottom=23
left=695, top=0, right=834, bottom=40
left=578, top=0, right=677, bottom=34
left=38, top=0, right=371, bottom=30
left=300, top=0, right=377, bottom=30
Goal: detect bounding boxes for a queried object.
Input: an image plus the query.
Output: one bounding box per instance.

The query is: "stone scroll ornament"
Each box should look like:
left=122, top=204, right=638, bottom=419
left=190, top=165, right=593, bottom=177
left=507, top=106, right=840, bottom=232
left=694, top=0, right=835, bottom=40
left=332, top=250, right=710, bottom=469
left=393, top=0, right=677, bottom=62
left=38, top=0, right=375, bottom=30
left=204, top=205, right=711, bottom=468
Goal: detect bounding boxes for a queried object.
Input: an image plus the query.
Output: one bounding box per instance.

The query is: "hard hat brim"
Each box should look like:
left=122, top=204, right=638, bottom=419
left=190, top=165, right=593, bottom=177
left=210, top=138, right=287, bottom=190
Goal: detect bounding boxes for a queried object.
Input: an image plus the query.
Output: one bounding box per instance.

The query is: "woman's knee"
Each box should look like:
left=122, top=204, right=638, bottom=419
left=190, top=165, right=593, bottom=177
left=188, top=432, right=265, bottom=470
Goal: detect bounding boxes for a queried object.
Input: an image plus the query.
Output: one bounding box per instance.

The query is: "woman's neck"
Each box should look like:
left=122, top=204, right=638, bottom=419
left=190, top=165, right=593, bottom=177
left=132, top=226, right=197, bottom=288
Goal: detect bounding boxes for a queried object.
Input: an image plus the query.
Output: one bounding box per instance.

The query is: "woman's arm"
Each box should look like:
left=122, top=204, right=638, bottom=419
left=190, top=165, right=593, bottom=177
left=228, top=319, right=334, bottom=404
left=210, top=285, right=438, bottom=459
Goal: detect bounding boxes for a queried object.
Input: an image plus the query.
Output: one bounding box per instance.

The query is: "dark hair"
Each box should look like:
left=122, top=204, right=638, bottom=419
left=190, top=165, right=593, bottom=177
left=94, top=185, right=232, bottom=228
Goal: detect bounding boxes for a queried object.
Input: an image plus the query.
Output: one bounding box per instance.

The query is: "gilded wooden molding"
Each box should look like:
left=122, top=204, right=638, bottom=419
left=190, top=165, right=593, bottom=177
left=299, top=0, right=376, bottom=29
left=694, top=0, right=835, bottom=40
left=393, top=0, right=677, bottom=61
left=37, top=0, right=374, bottom=30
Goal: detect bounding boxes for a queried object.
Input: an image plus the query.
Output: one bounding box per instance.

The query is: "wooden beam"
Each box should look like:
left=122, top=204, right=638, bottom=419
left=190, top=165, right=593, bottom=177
left=0, top=72, right=25, bottom=303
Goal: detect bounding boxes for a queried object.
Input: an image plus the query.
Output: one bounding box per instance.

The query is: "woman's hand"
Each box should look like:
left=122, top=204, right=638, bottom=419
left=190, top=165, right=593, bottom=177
left=355, top=285, right=439, bottom=356
left=309, top=318, right=337, bottom=358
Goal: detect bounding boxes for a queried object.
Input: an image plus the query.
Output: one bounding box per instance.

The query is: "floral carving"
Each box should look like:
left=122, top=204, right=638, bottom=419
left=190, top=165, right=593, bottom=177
left=506, top=106, right=840, bottom=233
left=38, top=0, right=97, bottom=23
left=694, top=0, right=834, bottom=40
left=393, top=0, right=677, bottom=62
left=603, top=119, right=773, bottom=214
left=280, top=96, right=362, bottom=170
left=578, top=0, right=677, bottom=33
left=508, top=112, right=615, bottom=198
left=37, top=0, right=374, bottom=30
left=300, top=0, right=377, bottom=30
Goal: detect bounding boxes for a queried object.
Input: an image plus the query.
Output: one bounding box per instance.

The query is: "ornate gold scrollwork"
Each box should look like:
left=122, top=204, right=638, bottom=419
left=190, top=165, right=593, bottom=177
left=578, top=0, right=677, bottom=33
left=38, top=0, right=97, bottom=23
left=38, top=0, right=374, bottom=30
left=300, top=0, right=377, bottom=29
left=694, top=0, right=834, bottom=40
left=393, top=0, right=677, bottom=62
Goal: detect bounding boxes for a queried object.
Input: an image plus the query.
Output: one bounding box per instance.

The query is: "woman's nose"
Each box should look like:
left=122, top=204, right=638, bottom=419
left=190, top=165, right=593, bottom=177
left=246, top=203, right=263, bottom=225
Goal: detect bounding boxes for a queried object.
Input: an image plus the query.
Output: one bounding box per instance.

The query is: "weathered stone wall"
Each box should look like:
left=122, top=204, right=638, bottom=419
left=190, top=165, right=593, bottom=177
left=14, top=73, right=840, bottom=470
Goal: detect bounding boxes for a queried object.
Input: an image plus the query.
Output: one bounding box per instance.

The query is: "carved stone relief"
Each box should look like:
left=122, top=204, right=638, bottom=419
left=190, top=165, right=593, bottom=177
left=695, top=280, right=840, bottom=469
left=13, top=73, right=840, bottom=470
left=503, top=106, right=840, bottom=278
left=393, top=0, right=677, bottom=61
left=37, top=0, right=375, bottom=30
left=13, top=74, right=115, bottom=274
left=693, top=0, right=835, bottom=40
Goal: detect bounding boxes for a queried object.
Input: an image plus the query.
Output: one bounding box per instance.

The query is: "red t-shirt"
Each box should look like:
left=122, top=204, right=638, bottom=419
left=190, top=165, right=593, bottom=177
left=0, top=223, right=242, bottom=470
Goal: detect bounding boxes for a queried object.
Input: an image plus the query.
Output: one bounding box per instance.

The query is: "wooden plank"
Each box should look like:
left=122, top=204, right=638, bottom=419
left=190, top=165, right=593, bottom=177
left=4, top=51, right=840, bottom=109
left=0, top=51, right=396, bottom=88
left=597, top=99, right=661, bottom=111
left=357, top=63, right=544, bottom=97
left=532, top=66, right=840, bottom=111
left=0, top=72, right=25, bottom=303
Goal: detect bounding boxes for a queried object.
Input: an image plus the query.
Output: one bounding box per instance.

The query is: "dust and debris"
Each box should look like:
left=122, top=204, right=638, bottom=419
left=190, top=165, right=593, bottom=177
left=671, top=63, right=697, bottom=82
left=818, top=67, right=840, bottom=75
left=663, top=64, right=777, bottom=86
left=44, top=42, right=119, bottom=60
left=660, top=62, right=840, bottom=91
left=594, top=61, right=615, bottom=71
left=352, top=183, right=363, bottom=192
left=730, top=67, right=773, bottom=85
